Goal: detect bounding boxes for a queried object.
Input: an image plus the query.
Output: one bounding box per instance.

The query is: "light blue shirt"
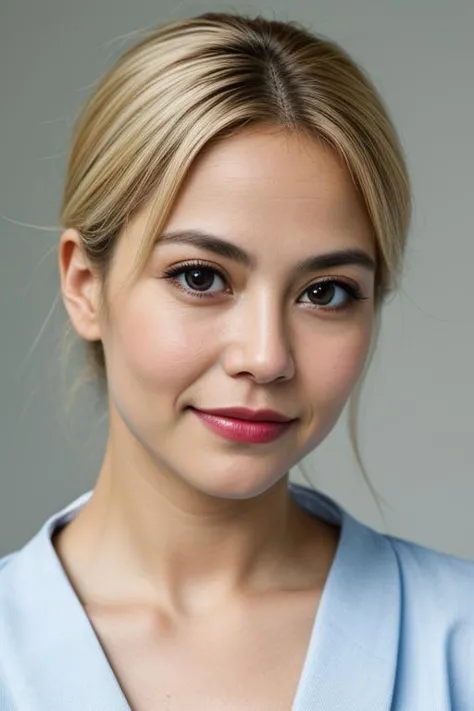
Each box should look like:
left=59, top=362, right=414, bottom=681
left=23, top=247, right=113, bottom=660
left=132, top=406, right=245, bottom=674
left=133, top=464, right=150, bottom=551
left=1, top=484, right=473, bottom=710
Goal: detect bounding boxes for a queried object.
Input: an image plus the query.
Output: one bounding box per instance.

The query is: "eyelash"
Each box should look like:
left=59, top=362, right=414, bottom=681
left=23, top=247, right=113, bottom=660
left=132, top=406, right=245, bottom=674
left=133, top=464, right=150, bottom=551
left=161, top=259, right=369, bottom=312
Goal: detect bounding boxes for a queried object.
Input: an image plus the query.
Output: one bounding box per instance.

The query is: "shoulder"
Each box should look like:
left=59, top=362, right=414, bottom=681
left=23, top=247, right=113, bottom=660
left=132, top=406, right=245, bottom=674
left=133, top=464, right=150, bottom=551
left=383, top=533, right=474, bottom=658
left=0, top=541, right=38, bottom=636
left=0, top=552, right=16, bottom=574
left=0, top=548, right=24, bottom=602
left=0, top=493, right=92, bottom=661
left=379, top=534, right=474, bottom=705
left=346, top=516, right=474, bottom=633
left=385, top=532, right=474, bottom=604
left=0, top=548, right=30, bottom=709
left=292, top=482, right=474, bottom=614
left=0, top=490, right=92, bottom=590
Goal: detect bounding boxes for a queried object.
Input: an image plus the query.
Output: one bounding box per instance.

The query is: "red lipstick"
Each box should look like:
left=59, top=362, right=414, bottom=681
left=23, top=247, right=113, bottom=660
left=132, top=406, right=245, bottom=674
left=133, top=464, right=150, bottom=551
left=189, top=407, right=296, bottom=444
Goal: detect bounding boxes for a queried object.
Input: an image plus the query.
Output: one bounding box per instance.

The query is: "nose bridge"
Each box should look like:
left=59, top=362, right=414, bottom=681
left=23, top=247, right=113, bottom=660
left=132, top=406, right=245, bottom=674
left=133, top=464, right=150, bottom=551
left=224, top=287, right=295, bottom=383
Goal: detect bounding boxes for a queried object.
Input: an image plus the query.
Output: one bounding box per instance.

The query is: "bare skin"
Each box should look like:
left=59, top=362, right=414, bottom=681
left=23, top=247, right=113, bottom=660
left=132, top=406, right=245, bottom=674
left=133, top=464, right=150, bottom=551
left=56, top=124, right=375, bottom=709
left=55, top=494, right=339, bottom=710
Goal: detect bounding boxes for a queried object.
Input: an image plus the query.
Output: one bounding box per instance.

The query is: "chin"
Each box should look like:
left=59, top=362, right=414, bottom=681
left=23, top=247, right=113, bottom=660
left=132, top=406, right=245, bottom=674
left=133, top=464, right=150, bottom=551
left=174, top=457, right=292, bottom=501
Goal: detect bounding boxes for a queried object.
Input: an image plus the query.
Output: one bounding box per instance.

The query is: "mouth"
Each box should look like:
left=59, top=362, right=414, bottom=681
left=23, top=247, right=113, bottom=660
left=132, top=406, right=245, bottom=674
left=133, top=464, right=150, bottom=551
left=192, top=406, right=294, bottom=423
left=188, top=407, right=297, bottom=444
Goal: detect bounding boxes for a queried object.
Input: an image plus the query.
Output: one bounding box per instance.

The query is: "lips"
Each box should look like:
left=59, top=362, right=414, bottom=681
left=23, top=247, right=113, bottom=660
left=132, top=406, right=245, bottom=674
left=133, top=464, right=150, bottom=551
left=189, top=407, right=296, bottom=444
left=192, top=407, right=294, bottom=423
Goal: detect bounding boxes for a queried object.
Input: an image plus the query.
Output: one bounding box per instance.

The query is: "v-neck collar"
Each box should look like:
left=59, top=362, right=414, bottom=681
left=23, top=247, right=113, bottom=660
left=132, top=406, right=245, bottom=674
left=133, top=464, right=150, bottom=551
left=2, top=485, right=401, bottom=710
left=1, top=492, right=130, bottom=710
left=288, top=485, right=401, bottom=711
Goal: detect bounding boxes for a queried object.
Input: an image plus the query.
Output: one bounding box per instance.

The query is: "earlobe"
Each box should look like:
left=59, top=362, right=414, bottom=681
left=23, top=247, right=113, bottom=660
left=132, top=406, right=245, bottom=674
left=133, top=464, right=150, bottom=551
left=58, top=228, right=102, bottom=342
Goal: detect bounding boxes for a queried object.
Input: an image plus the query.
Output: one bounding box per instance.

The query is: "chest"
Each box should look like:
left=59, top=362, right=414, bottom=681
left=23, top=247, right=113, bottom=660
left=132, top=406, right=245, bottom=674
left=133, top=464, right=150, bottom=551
left=87, top=591, right=322, bottom=711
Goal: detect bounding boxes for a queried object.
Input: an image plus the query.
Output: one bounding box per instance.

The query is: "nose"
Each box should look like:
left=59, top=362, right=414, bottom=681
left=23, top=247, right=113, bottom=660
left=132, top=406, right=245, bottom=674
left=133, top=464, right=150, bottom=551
left=220, top=293, right=296, bottom=384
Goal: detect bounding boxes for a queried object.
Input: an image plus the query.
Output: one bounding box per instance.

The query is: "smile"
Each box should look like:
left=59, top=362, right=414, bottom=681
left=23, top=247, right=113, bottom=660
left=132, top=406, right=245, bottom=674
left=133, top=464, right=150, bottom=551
left=189, top=408, right=296, bottom=444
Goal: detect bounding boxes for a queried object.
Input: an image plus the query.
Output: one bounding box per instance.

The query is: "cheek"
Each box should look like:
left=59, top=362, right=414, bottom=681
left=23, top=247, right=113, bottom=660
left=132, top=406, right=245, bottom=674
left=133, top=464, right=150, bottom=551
left=303, top=320, right=373, bottom=407
left=104, top=286, right=218, bottom=392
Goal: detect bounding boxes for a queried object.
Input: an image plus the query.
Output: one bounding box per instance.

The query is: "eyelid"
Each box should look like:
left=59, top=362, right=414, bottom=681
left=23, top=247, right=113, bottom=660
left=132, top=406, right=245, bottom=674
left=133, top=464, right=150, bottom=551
left=164, top=261, right=362, bottom=289
left=164, top=259, right=230, bottom=281
left=299, top=277, right=367, bottom=306
left=300, top=273, right=362, bottom=293
left=161, top=259, right=231, bottom=296
left=162, top=260, right=369, bottom=307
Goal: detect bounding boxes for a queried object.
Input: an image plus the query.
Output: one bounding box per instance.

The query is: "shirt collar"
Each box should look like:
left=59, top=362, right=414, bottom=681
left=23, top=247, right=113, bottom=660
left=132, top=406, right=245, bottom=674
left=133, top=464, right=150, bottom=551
left=289, top=485, right=401, bottom=711
left=1, top=491, right=129, bottom=709
left=2, top=485, right=401, bottom=711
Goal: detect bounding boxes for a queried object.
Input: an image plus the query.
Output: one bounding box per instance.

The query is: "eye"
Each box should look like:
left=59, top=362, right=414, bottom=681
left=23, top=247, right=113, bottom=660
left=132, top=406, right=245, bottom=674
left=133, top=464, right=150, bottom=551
left=162, top=261, right=228, bottom=297
left=298, top=279, right=366, bottom=311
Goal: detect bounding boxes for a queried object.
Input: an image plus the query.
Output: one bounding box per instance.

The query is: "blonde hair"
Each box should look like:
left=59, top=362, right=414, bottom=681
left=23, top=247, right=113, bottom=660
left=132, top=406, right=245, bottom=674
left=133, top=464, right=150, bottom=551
left=60, top=12, right=411, bottom=500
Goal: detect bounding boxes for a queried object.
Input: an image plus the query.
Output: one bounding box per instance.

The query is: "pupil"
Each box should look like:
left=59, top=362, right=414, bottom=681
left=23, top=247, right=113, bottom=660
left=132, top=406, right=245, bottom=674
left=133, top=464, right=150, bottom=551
left=186, top=268, right=214, bottom=291
left=308, top=283, right=335, bottom=305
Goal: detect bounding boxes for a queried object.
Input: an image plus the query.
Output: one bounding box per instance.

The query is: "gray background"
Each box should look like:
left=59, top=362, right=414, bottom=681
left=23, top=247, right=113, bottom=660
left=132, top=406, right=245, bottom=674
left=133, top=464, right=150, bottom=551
left=1, top=0, right=473, bottom=558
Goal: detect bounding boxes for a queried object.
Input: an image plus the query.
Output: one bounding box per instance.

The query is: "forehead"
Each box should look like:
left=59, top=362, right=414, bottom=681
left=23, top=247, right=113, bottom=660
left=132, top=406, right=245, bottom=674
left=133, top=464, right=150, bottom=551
left=163, top=125, right=373, bottom=254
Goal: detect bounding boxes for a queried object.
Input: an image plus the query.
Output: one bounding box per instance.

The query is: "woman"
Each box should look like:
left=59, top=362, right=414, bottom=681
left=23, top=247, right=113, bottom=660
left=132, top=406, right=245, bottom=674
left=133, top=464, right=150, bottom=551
left=1, top=12, right=473, bottom=711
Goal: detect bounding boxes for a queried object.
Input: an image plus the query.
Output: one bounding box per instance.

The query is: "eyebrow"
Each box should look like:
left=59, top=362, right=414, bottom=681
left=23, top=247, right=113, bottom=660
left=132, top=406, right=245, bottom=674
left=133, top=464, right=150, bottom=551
left=156, top=229, right=376, bottom=274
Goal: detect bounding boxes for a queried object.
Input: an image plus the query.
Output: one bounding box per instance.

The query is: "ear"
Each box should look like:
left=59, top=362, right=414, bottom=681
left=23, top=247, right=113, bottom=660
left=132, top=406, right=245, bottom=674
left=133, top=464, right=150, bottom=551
left=58, top=228, right=103, bottom=342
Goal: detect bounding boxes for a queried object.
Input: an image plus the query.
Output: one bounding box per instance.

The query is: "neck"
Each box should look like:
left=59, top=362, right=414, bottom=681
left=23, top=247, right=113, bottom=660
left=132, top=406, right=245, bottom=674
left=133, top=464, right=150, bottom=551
left=55, top=433, right=334, bottom=617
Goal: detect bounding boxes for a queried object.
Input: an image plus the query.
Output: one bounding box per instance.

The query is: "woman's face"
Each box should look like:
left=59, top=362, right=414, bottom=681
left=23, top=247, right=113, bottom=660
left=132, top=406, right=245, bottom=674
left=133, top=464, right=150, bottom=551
left=96, top=126, right=376, bottom=499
